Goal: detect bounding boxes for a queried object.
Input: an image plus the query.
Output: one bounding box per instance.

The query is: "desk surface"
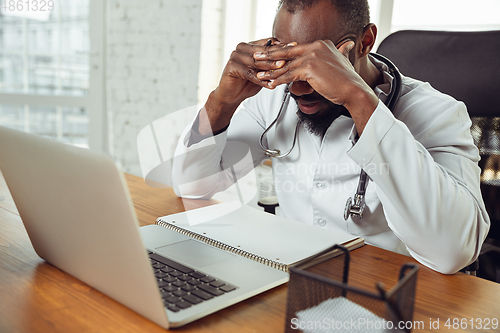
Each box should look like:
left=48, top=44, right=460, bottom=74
left=1, top=172, right=499, bottom=332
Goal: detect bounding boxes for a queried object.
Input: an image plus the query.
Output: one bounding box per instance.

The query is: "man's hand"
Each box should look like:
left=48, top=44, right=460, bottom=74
left=252, top=40, right=379, bottom=135
left=200, top=38, right=286, bottom=135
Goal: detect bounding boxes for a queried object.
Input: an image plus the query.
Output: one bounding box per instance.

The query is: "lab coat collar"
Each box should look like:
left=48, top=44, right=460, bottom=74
left=370, top=54, right=395, bottom=102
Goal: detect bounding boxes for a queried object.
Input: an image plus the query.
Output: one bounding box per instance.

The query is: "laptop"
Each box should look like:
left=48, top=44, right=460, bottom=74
left=0, top=126, right=288, bottom=329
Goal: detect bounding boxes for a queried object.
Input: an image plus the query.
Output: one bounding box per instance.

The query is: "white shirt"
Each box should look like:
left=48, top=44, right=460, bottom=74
left=173, top=56, right=490, bottom=274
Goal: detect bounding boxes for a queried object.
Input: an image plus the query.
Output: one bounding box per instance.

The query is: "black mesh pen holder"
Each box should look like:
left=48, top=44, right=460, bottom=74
left=285, top=245, right=419, bottom=333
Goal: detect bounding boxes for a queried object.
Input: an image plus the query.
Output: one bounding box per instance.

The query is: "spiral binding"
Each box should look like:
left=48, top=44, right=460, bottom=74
left=156, top=218, right=289, bottom=272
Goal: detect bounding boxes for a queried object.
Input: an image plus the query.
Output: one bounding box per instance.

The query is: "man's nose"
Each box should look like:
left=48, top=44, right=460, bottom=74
left=288, top=81, right=314, bottom=97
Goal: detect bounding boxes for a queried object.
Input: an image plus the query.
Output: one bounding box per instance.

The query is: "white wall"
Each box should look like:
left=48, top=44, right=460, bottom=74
left=106, top=0, right=202, bottom=175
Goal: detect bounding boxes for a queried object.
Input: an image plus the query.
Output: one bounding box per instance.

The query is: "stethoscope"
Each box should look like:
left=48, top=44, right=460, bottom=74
left=259, top=52, right=403, bottom=221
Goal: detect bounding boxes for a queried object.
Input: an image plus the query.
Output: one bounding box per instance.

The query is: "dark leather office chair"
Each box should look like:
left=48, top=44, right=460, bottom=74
left=377, top=30, right=500, bottom=282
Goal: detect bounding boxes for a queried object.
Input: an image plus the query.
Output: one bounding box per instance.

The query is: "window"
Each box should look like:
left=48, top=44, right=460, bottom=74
left=391, top=0, right=500, bottom=32
left=373, top=0, right=500, bottom=49
left=0, top=0, right=105, bottom=150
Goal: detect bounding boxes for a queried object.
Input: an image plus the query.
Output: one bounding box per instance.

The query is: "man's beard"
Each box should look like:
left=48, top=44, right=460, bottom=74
left=292, top=92, right=349, bottom=137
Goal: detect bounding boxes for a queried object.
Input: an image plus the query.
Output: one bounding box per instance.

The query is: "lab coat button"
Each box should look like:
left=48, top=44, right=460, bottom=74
left=318, top=218, right=327, bottom=226
left=315, top=182, right=326, bottom=189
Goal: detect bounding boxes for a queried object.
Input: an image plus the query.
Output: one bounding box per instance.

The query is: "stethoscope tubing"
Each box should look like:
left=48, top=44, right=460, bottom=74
left=259, top=86, right=301, bottom=158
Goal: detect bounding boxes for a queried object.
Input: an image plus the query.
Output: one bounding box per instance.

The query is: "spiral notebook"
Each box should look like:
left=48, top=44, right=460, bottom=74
left=155, top=203, right=364, bottom=272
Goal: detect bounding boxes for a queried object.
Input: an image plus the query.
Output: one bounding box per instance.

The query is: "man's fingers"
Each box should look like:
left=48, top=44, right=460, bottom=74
left=226, top=61, right=277, bottom=89
left=237, top=39, right=285, bottom=56
left=256, top=65, right=288, bottom=81
left=253, top=42, right=298, bottom=61
left=253, top=59, right=286, bottom=70
left=267, top=67, right=301, bottom=89
left=337, top=40, right=355, bottom=59
left=249, top=37, right=278, bottom=46
left=230, top=49, right=285, bottom=71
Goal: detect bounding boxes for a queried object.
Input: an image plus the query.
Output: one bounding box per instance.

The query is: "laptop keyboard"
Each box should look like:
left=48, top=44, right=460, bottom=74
left=148, top=251, right=237, bottom=313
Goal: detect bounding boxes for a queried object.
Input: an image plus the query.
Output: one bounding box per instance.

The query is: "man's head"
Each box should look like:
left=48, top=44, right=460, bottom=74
left=273, top=0, right=374, bottom=136
left=277, top=0, right=370, bottom=38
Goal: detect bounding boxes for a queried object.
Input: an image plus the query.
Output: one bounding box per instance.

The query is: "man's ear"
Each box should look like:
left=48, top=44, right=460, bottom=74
left=358, top=24, right=377, bottom=57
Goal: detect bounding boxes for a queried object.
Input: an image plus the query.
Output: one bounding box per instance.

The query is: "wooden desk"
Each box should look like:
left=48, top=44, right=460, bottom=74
left=1, top=172, right=499, bottom=332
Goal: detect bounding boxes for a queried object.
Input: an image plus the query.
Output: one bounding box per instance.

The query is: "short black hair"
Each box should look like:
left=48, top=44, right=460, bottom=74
left=277, top=0, right=370, bottom=36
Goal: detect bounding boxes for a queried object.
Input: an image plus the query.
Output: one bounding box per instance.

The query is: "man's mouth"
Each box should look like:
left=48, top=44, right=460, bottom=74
left=296, top=100, right=322, bottom=114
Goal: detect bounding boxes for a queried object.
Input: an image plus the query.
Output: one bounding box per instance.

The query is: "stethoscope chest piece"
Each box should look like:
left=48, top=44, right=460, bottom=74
left=264, top=148, right=281, bottom=158
left=344, top=193, right=366, bottom=220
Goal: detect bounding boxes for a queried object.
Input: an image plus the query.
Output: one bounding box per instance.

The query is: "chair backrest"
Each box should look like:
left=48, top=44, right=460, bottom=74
left=377, top=30, right=500, bottom=118
left=377, top=30, right=500, bottom=243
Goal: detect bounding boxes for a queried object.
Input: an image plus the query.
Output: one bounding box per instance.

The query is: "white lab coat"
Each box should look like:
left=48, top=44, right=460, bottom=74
left=173, top=56, right=490, bottom=274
